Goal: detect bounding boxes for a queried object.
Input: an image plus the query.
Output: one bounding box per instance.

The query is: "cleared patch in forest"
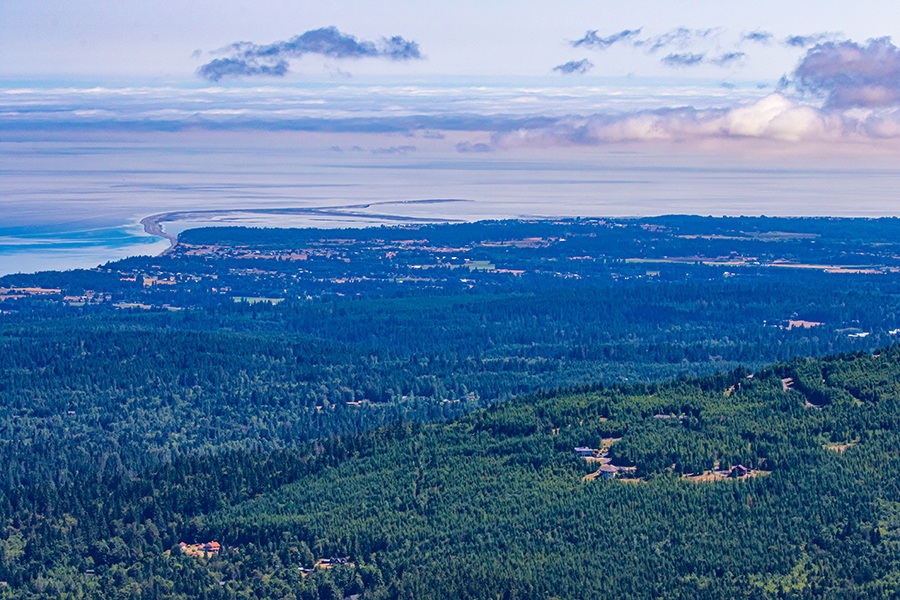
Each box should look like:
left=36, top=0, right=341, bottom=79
left=825, top=441, right=858, bottom=453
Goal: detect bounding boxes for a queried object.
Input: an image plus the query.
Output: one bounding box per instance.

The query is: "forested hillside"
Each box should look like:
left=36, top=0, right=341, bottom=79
left=1, top=272, right=892, bottom=489
left=4, top=217, right=900, bottom=598
left=3, top=348, right=900, bottom=598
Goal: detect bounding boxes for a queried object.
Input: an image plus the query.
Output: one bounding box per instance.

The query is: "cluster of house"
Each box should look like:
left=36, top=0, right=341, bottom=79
left=578, top=445, right=755, bottom=480
left=574, top=446, right=637, bottom=479
left=179, top=541, right=221, bottom=554
left=300, top=557, right=354, bottom=576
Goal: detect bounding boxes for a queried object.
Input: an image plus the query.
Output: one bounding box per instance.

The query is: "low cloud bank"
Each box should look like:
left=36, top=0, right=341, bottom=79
left=490, top=94, right=845, bottom=148
left=198, top=27, right=422, bottom=81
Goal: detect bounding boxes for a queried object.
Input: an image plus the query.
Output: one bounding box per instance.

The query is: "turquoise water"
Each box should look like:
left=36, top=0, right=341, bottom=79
left=0, top=226, right=169, bottom=275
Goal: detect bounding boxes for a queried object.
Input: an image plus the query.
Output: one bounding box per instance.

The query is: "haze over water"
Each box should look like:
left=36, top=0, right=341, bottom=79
left=3, top=133, right=900, bottom=276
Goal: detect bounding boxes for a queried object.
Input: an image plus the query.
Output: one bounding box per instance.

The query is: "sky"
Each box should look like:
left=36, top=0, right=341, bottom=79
left=3, top=0, right=900, bottom=153
left=0, top=0, right=895, bottom=81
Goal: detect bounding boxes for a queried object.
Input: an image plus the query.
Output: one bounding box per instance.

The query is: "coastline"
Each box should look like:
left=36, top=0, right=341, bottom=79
left=138, top=199, right=470, bottom=249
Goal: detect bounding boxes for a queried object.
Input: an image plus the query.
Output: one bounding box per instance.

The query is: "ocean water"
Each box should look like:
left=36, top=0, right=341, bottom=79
left=3, top=134, right=900, bottom=276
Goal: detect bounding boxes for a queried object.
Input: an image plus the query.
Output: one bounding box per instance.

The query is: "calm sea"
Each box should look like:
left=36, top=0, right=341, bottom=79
left=3, top=135, right=900, bottom=276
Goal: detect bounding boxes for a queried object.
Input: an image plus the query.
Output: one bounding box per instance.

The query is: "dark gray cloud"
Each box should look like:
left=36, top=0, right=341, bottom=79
left=742, top=30, right=773, bottom=44
left=710, top=52, right=745, bottom=67
left=198, top=27, right=422, bottom=81
left=573, top=28, right=642, bottom=50
left=553, top=59, right=594, bottom=74
left=198, top=58, right=289, bottom=81
left=661, top=53, right=705, bottom=67
left=380, top=36, right=422, bottom=60
left=456, top=142, right=492, bottom=153
left=794, top=37, right=900, bottom=108
left=226, top=27, right=421, bottom=60
left=784, top=33, right=840, bottom=48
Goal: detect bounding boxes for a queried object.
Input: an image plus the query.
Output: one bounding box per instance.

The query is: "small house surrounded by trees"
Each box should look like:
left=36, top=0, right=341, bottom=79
left=729, top=465, right=750, bottom=478
left=599, top=465, right=619, bottom=479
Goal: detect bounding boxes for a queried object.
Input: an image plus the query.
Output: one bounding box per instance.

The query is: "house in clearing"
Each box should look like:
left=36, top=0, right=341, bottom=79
left=574, top=446, right=595, bottom=457
left=598, top=465, right=619, bottom=479
left=729, top=465, right=750, bottom=478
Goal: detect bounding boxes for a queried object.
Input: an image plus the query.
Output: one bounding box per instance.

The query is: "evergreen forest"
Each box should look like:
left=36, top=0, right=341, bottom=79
left=2, top=217, right=900, bottom=598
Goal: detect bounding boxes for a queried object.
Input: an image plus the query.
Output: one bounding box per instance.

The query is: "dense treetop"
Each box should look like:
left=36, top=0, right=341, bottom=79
left=2, top=217, right=900, bottom=597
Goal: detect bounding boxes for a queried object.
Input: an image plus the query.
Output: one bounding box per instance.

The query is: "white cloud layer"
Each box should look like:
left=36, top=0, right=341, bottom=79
left=6, top=83, right=900, bottom=152
left=491, top=94, right=896, bottom=148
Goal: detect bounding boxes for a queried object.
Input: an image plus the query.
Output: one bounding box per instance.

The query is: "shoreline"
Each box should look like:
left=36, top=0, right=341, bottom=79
left=138, top=199, right=471, bottom=250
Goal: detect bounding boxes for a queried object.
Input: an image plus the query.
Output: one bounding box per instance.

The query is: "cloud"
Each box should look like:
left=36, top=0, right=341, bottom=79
left=198, top=27, right=422, bottom=81
left=228, top=27, right=421, bottom=60
left=661, top=53, right=705, bottom=67
left=490, top=94, right=844, bottom=147
left=371, top=145, right=416, bottom=154
left=198, top=58, right=289, bottom=82
left=573, top=29, right=642, bottom=50
left=553, top=59, right=594, bottom=74
left=19, top=78, right=900, bottom=149
left=380, top=36, right=423, bottom=60
left=710, top=52, right=745, bottom=67
left=657, top=51, right=742, bottom=68
left=784, top=32, right=840, bottom=48
left=742, top=30, right=773, bottom=44
left=569, top=27, right=753, bottom=67
left=640, top=28, right=719, bottom=53
left=793, top=37, right=900, bottom=108
left=456, top=141, right=492, bottom=153
left=572, top=27, right=716, bottom=55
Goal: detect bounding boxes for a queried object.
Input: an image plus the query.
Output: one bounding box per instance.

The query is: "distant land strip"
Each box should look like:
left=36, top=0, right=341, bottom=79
left=140, top=199, right=471, bottom=247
